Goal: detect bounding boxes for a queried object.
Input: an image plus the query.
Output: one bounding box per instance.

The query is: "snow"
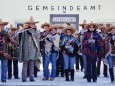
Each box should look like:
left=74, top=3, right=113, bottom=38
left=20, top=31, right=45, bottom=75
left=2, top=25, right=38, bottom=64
left=0, top=62, right=115, bottom=86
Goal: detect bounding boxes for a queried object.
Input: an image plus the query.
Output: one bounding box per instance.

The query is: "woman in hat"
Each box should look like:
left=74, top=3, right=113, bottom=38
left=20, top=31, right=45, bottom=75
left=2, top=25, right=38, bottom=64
left=105, top=26, right=115, bottom=83
left=97, top=26, right=108, bottom=77
left=56, top=25, right=65, bottom=77
left=40, top=22, right=50, bottom=74
left=7, top=24, right=19, bottom=80
left=74, top=32, right=84, bottom=72
left=42, top=25, right=60, bottom=81
left=0, top=18, right=9, bottom=83
left=82, top=23, right=103, bottom=82
left=79, top=20, right=87, bottom=79
left=60, top=26, right=79, bottom=81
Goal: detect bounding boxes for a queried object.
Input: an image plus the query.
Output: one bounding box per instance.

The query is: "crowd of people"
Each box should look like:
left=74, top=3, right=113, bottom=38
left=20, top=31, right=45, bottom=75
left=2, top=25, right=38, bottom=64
left=0, top=17, right=115, bottom=84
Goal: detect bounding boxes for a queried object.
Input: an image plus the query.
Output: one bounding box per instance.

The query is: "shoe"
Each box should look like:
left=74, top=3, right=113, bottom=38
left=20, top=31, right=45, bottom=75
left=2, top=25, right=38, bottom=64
left=8, top=77, right=12, bottom=79
left=56, top=74, right=59, bottom=77
left=30, top=79, right=35, bottom=82
left=42, top=77, right=48, bottom=81
left=34, top=75, right=38, bottom=77
left=87, top=80, right=91, bottom=82
left=104, top=75, right=109, bottom=77
left=93, top=80, right=97, bottom=83
left=1, top=80, right=6, bottom=83
left=83, top=75, right=87, bottom=79
left=50, top=78, right=54, bottom=81
left=22, top=79, right=27, bottom=82
left=61, top=75, right=64, bottom=77
left=14, top=77, right=19, bottom=79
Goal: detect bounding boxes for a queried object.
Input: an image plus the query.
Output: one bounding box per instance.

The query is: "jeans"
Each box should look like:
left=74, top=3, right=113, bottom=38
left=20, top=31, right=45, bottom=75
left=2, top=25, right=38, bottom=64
left=44, top=52, right=58, bottom=79
left=107, top=55, right=115, bottom=68
left=1, top=59, right=8, bottom=81
left=63, top=54, right=75, bottom=70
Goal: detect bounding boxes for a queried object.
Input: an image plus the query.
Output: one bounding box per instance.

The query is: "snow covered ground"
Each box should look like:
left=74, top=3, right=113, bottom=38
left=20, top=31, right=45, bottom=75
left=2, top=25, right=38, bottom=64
left=0, top=62, right=115, bottom=86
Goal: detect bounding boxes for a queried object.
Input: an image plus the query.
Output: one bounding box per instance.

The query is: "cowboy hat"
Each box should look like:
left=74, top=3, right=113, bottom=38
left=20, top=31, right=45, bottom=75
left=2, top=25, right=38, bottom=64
left=41, top=22, right=50, bottom=29
left=66, top=22, right=71, bottom=26
left=107, top=26, right=115, bottom=32
left=86, top=22, right=98, bottom=30
left=10, top=24, right=17, bottom=30
left=63, top=26, right=76, bottom=34
left=49, top=25, right=58, bottom=31
left=79, top=20, right=87, bottom=26
left=99, top=26, right=107, bottom=31
left=0, top=18, right=8, bottom=25
left=25, top=16, right=39, bottom=24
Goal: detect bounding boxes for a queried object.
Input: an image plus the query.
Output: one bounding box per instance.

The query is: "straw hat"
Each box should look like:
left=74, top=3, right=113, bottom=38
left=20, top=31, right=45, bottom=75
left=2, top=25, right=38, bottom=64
left=23, top=23, right=30, bottom=29
left=41, top=22, right=50, bottom=29
left=25, top=16, right=39, bottom=24
left=0, top=18, right=8, bottom=25
left=10, top=24, right=17, bottom=30
left=49, top=25, right=58, bottom=31
left=86, top=21, right=98, bottom=30
left=66, top=22, right=71, bottom=26
left=79, top=20, right=87, bottom=26
left=99, top=26, right=107, bottom=31
left=63, top=26, right=76, bottom=34
left=107, top=26, right=115, bottom=32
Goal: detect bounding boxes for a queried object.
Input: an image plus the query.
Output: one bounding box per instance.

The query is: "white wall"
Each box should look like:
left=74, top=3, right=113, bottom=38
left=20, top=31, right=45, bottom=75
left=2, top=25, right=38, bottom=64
left=0, top=0, right=115, bottom=30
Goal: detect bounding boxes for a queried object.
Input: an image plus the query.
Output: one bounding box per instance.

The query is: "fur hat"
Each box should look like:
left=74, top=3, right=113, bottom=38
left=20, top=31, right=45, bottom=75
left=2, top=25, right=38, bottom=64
left=0, top=18, right=8, bottom=25
left=25, top=16, right=39, bottom=24
left=63, top=26, right=76, bottom=34
left=41, top=22, right=50, bottom=29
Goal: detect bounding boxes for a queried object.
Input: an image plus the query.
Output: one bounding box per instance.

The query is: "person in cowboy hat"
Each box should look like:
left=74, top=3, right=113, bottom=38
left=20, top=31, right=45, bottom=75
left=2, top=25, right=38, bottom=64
left=60, top=26, right=79, bottom=81
left=0, top=18, right=9, bottom=83
left=74, top=31, right=84, bottom=72
left=96, top=26, right=109, bottom=77
left=40, top=22, right=50, bottom=76
left=79, top=20, right=88, bottom=79
left=82, top=22, right=103, bottom=82
left=42, top=25, right=60, bottom=81
left=7, top=24, right=19, bottom=80
left=56, top=25, right=65, bottom=77
left=17, top=16, right=41, bottom=82
left=104, top=26, right=115, bottom=83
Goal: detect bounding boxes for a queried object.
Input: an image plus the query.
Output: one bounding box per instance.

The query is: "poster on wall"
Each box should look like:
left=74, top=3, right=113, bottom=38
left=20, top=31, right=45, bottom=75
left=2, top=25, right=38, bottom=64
left=50, top=14, right=79, bottom=30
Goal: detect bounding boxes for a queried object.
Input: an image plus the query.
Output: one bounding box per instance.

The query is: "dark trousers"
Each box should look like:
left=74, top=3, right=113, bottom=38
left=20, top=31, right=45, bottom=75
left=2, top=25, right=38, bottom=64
left=8, top=60, right=18, bottom=78
left=76, top=54, right=84, bottom=71
left=56, top=52, right=64, bottom=76
left=97, top=61, right=108, bottom=76
left=86, top=56, right=97, bottom=81
left=34, top=63, right=38, bottom=76
left=27, top=61, right=38, bottom=77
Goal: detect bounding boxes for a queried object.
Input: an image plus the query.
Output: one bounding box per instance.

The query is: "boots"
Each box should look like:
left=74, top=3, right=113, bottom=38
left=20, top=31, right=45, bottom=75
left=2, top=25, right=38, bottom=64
left=70, top=69, right=74, bottom=81
left=109, top=68, right=114, bottom=83
left=65, top=69, right=70, bottom=81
